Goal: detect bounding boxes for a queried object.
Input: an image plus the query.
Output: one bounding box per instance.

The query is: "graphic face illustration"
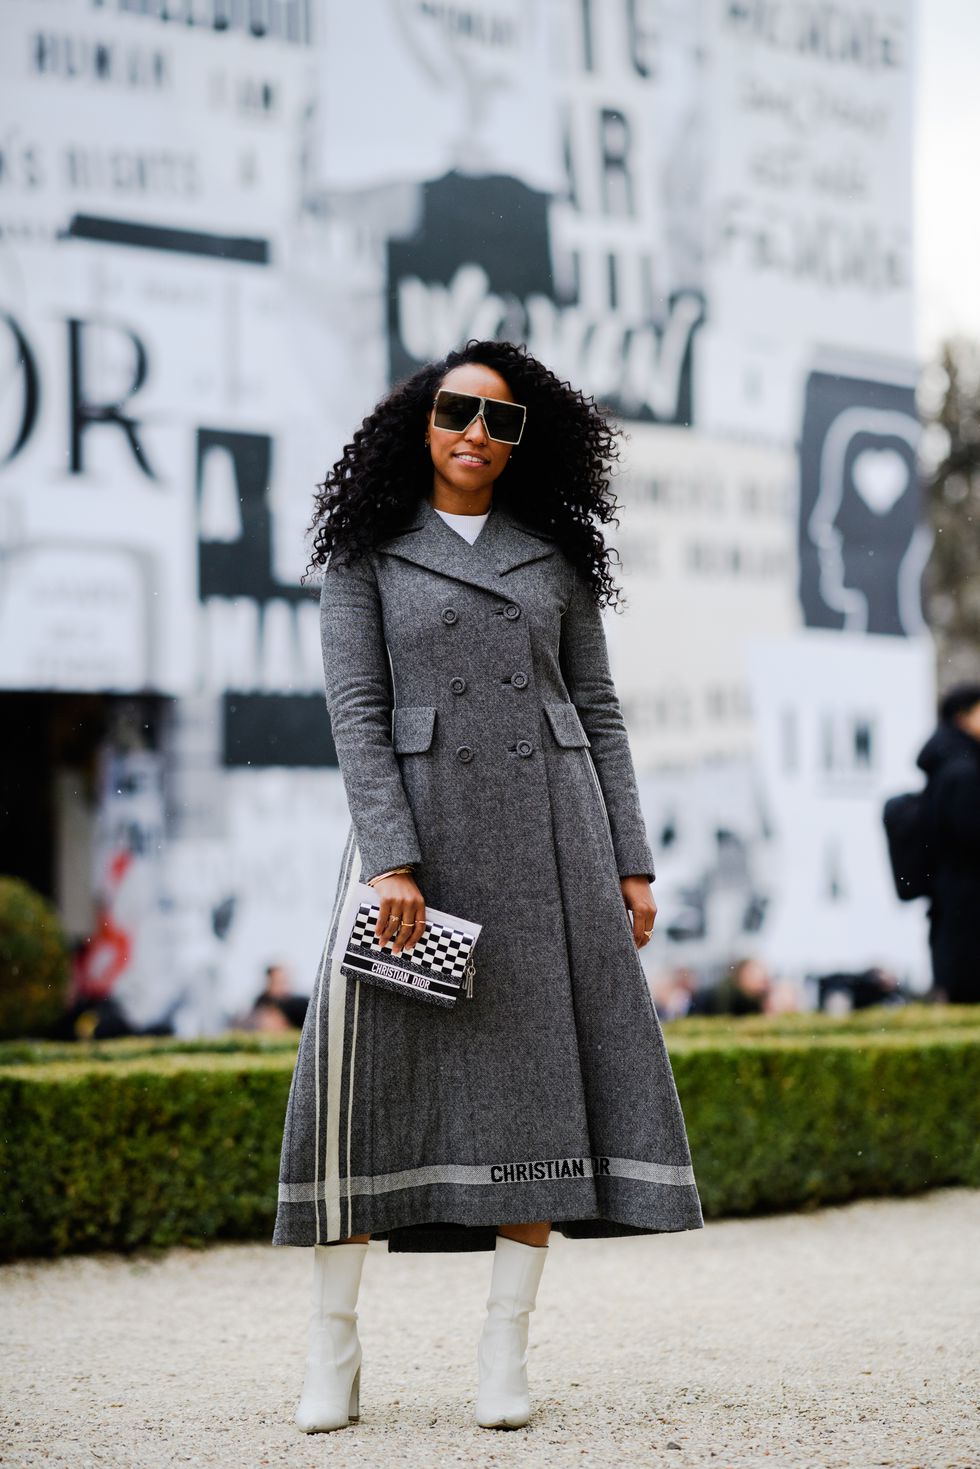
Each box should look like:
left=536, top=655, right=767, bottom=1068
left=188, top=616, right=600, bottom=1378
left=798, top=370, right=930, bottom=638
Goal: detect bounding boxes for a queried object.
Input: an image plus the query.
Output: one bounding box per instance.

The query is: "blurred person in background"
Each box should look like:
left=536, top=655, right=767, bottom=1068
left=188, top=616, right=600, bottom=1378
left=817, top=965, right=905, bottom=1014
left=916, top=682, right=980, bottom=1005
left=230, top=962, right=309, bottom=1032
left=252, top=962, right=309, bottom=1029
left=236, top=997, right=291, bottom=1033
left=49, top=940, right=175, bottom=1041
left=692, top=956, right=773, bottom=1016
left=651, top=965, right=700, bottom=1019
left=766, top=977, right=802, bottom=1014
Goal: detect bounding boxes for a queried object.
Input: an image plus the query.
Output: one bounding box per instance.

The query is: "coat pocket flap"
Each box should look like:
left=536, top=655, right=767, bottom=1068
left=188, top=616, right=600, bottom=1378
left=543, top=702, right=591, bottom=748
left=392, top=704, right=437, bottom=754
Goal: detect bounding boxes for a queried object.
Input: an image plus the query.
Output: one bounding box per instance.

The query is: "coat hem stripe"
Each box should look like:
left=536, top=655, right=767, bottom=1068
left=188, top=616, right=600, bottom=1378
left=279, top=1155, right=695, bottom=1203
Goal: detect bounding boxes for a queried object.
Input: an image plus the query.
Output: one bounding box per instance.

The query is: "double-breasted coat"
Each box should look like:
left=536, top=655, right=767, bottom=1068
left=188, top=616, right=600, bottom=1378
left=272, top=494, right=704, bottom=1252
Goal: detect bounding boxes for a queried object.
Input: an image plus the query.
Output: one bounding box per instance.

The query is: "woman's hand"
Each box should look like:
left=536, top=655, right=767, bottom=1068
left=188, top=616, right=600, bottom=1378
left=620, top=876, right=657, bottom=950
left=371, top=874, right=427, bottom=955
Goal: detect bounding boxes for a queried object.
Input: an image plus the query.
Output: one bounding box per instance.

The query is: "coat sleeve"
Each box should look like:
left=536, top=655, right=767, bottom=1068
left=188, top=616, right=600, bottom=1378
left=318, top=551, right=423, bottom=883
left=558, top=564, right=656, bottom=882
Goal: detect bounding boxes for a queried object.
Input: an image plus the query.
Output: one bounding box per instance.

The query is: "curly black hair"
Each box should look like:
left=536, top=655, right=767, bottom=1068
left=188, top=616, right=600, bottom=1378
left=302, top=339, right=629, bottom=610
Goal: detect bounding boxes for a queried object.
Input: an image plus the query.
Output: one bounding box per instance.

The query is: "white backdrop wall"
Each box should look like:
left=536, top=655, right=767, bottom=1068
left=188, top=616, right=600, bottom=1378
left=0, top=0, right=931, bottom=1027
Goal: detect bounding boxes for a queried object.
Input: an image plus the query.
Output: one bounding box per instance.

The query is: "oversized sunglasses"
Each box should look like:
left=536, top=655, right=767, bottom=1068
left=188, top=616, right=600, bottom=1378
left=431, top=388, right=527, bottom=445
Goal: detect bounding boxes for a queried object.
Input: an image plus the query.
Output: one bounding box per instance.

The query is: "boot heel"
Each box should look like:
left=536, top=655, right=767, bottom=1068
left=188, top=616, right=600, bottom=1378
left=349, top=1364, right=361, bottom=1422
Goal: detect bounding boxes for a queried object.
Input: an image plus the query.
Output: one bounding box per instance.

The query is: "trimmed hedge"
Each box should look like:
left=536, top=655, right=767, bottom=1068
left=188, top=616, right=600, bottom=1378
left=665, top=1001, right=980, bottom=1040
left=0, top=1054, right=291, bottom=1260
left=1, top=1010, right=978, bottom=1260
left=1, top=1001, right=976, bottom=1071
left=667, top=1027, right=979, bottom=1218
left=0, top=876, right=71, bottom=1040
left=0, top=1030, right=300, bottom=1068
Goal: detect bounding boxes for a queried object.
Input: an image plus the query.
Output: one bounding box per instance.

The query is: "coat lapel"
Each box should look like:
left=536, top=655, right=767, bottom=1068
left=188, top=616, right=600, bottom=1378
left=375, top=495, right=557, bottom=599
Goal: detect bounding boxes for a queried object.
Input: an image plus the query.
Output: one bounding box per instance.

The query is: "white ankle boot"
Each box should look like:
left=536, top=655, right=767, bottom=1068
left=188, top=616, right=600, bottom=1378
left=295, top=1240, right=368, bottom=1433
left=475, top=1234, right=549, bottom=1429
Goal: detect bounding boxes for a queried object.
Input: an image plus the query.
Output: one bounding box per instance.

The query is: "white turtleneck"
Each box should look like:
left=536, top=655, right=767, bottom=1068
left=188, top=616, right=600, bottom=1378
left=433, top=505, right=490, bottom=545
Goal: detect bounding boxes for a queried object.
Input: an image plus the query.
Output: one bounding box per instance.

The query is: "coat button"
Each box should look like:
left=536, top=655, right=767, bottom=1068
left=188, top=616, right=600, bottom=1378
left=503, top=603, right=520, bottom=620
left=456, top=744, right=474, bottom=763
left=450, top=676, right=467, bottom=694
left=516, top=739, right=533, bottom=757
left=442, top=607, right=459, bottom=624
left=511, top=671, right=528, bottom=689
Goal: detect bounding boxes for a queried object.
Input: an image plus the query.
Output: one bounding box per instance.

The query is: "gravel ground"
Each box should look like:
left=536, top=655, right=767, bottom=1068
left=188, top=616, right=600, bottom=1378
left=1, top=1189, right=977, bottom=1469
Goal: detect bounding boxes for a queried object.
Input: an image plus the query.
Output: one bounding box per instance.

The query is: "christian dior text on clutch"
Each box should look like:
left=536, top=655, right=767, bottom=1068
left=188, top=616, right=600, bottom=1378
left=330, top=881, right=482, bottom=1008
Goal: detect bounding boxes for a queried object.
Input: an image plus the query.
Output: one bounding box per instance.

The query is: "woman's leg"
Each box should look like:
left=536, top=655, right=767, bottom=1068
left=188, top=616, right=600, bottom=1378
left=496, top=1220, right=551, bottom=1246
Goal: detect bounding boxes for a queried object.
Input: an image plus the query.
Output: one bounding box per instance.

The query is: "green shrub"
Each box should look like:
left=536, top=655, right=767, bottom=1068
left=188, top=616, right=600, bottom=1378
left=0, top=1016, right=977, bottom=1260
left=664, top=1001, right=980, bottom=1040
left=1, top=1001, right=974, bottom=1070
left=0, top=1028, right=300, bottom=1068
left=0, top=1053, right=291, bottom=1259
left=666, top=1028, right=979, bottom=1218
left=0, top=877, right=71, bottom=1041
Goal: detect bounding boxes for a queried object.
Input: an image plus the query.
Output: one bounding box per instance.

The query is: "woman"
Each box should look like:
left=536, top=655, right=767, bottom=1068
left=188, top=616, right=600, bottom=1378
left=272, top=339, right=704, bottom=1434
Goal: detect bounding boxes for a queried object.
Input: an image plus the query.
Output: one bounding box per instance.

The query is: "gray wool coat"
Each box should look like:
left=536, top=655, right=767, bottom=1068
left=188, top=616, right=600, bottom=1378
left=272, top=494, right=704, bottom=1252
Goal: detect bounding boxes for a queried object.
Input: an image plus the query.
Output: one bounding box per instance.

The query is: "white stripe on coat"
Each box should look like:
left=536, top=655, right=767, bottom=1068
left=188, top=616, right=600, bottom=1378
left=345, top=977, right=361, bottom=1239
left=323, top=838, right=361, bottom=1240
left=311, top=828, right=359, bottom=1243
left=309, top=936, right=330, bottom=1245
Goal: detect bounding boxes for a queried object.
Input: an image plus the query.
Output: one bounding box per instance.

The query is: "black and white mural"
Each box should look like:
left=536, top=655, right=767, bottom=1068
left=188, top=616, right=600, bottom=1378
left=0, top=0, right=931, bottom=1027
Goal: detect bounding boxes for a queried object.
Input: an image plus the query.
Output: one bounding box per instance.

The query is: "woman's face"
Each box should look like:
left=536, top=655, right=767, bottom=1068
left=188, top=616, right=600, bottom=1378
left=427, top=362, right=517, bottom=505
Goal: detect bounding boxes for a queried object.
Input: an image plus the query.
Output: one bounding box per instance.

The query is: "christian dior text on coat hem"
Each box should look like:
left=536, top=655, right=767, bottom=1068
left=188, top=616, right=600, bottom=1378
left=272, top=495, right=704, bottom=1252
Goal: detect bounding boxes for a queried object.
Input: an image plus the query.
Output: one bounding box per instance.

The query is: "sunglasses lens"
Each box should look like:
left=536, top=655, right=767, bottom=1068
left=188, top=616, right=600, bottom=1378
left=433, top=390, right=525, bottom=444
left=433, top=391, right=480, bottom=433
left=483, top=402, right=525, bottom=444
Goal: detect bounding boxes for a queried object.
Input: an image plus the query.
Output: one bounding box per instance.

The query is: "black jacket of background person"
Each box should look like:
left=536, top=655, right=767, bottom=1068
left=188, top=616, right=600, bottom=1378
left=917, top=722, right=980, bottom=1004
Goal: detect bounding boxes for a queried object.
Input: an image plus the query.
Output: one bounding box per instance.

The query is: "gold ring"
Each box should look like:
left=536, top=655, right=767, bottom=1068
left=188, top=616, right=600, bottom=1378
left=643, top=928, right=653, bottom=936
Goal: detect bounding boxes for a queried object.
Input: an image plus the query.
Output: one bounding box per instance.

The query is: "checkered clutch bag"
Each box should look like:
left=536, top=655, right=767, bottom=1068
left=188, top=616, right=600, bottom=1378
left=329, top=881, right=482, bottom=1008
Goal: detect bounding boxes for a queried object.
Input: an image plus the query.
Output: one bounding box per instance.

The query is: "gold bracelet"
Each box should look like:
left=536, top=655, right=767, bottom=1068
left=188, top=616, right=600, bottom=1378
left=367, top=864, right=415, bottom=886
